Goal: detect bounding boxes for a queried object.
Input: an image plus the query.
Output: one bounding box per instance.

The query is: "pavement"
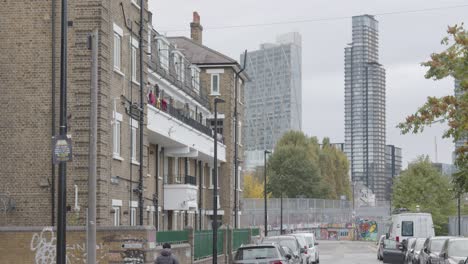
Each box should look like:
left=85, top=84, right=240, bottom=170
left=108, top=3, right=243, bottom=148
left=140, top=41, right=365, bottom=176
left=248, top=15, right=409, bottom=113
left=317, top=240, right=380, bottom=264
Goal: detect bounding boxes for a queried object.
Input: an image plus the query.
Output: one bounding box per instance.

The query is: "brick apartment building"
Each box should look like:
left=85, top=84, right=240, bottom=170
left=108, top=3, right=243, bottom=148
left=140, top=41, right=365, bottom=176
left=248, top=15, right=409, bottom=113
left=0, top=1, right=244, bottom=230
left=169, top=12, right=248, bottom=226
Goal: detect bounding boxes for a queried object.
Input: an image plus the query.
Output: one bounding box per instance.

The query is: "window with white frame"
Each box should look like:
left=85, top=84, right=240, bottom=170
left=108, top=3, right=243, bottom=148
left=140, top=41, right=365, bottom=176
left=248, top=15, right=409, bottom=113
left=209, top=167, right=213, bottom=188
left=114, top=33, right=121, bottom=70
left=113, top=23, right=123, bottom=71
left=130, top=119, right=138, bottom=163
left=174, top=53, right=181, bottom=79
left=113, top=206, right=120, bottom=226
left=131, top=46, right=137, bottom=83
left=179, top=57, right=185, bottom=83
left=157, top=39, right=169, bottom=70
left=113, top=112, right=122, bottom=158
left=211, top=74, right=220, bottom=95
left=130, top=207, right=137, bottom=226
left=238, top=121, right=242, bottom=145
left=191, top=67, right=200, bottom=91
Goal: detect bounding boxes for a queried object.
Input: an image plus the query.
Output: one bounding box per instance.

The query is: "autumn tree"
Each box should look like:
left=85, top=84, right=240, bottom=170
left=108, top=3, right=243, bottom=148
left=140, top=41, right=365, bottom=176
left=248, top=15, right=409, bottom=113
left=398, top=24, right=468, bottom=192
left=392, top=156, right=456, bottom=235
left=243, top=173, right=264, bottom=198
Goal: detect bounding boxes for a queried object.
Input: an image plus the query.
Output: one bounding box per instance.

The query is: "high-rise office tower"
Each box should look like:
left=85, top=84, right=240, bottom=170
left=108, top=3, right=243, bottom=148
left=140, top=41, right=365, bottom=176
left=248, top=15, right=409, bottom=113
left=385, top=145, right=402, bottom=200
left=242, top=32, right=302, bottom=170
left=344, top=15, right=387, bottom=201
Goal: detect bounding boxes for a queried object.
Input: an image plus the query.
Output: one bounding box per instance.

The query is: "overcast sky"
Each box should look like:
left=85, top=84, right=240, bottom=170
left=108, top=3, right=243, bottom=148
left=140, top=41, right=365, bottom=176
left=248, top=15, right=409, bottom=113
left=149, top=0, right=467, bottom=168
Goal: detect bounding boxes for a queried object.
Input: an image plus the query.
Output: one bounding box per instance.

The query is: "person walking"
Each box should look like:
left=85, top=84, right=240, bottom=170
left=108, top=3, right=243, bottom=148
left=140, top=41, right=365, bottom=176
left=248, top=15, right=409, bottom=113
left=155, top=243, right=180, bottom=264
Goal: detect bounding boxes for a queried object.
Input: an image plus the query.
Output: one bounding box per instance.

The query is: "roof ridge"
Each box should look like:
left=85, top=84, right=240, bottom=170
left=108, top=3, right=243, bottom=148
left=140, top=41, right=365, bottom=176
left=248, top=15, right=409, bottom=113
left=168, top=36, right=237, bottom=64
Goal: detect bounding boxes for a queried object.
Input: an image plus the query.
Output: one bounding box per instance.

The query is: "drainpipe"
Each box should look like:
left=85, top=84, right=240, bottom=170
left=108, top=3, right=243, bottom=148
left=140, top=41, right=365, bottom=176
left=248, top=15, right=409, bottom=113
left=50, top=0, right=56, bottom=227
left=138, top=0, right=144, bottom=225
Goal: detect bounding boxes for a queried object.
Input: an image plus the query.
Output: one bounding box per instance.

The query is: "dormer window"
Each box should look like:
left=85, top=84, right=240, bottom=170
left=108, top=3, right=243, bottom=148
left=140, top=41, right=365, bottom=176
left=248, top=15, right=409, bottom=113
left=191, top=66, right=200, bottom=92
left=156, top=38, right=169, bottom=70
left=173, top=52, right=185, bottom=83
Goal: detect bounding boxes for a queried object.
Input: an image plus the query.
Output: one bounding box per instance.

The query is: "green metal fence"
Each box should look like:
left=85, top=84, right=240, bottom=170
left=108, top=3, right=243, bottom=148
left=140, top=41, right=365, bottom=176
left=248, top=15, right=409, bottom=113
left=232, top=229, right=250, bottom=251
left=156, top=230, right=189, bottom=244
left=251, top=228, right=260, bottom=236
left=194, top=230, right=225, bottom=260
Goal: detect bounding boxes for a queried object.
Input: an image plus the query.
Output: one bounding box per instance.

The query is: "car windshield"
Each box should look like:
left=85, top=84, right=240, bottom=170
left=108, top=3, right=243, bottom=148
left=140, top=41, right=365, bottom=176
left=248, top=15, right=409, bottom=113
left=415, top=239, right=426, bottom=251
left=295, top=236, right=307, bottom=247
left=303, top=236, right=314, bottom=247
left=430, top=239, right=446, bottom=252
left=448, top=240, right=468, bottom=257
left=235, top=246, right=278, bottom=260
left=264, top=238, right=298, bottom=252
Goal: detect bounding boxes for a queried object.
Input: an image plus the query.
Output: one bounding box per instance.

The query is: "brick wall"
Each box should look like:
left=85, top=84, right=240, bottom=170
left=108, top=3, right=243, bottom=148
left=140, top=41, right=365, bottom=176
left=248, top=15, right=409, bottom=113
left=0, top=0, right=156, bottom=227
left=199, top=67, right=246, bottom=227
left=0, top=226, right=158, bottom=264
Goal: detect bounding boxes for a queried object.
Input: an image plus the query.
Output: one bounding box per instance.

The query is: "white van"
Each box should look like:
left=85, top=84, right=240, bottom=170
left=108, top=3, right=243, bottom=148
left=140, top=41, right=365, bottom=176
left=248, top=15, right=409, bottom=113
left=387, top=212, right=435, bottom=242
left=383, top=212, right=435, bottom=264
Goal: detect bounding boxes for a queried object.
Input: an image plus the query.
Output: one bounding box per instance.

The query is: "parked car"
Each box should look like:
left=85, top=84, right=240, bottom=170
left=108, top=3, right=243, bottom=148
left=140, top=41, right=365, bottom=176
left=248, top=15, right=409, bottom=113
left=263, top=235, right=305, bottom=263
left=282, top=246, right=301, bottom=264
left=233, top=243, right=292, bottom=264
left=377, top=235, right=385, bottom=260
left=430, top=237, right=468, bottom=264
left=409, top=238, right=426, bottom=264
left=419, top=237, right=453, bottom=264
left=292, top=233, right=319, bottom=264
left=404, top=238, right=418, bottom=264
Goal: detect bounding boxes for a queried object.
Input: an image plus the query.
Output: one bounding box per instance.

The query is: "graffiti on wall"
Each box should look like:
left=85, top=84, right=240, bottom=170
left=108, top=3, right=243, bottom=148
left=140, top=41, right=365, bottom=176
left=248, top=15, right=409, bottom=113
left=357, top=220, right=378, bottom=241
left=30, top=227, right=107, bottom=264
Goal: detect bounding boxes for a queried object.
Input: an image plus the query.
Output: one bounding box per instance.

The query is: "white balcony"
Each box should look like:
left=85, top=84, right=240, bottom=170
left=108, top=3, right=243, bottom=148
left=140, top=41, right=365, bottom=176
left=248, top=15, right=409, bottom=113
left=164, top=184, right=198, bottom=211
left=147, top=105, right=226, bottom=163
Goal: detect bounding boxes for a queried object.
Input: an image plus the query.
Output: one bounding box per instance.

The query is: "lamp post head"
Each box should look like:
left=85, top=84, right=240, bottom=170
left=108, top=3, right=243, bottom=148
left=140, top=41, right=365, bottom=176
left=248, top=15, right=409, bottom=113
left=264, top=150, right=271, bottom=154
left=214, top=98, right=225, bottom=104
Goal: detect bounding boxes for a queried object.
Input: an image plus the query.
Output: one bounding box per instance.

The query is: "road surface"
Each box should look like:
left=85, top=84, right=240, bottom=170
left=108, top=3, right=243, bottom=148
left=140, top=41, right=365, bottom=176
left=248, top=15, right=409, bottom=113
left=318, top=240, right=379, bottom=264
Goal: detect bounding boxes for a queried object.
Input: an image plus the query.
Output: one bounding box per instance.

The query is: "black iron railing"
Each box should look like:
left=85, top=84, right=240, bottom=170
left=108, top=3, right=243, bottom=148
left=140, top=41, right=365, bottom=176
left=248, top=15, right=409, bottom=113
left=185, top=175, right=197, bottom=185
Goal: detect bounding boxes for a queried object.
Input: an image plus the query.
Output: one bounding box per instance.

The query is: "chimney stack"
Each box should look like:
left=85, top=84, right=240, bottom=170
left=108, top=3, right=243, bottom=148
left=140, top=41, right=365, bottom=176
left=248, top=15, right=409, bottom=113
left=190, top=11, right=203, bottom=45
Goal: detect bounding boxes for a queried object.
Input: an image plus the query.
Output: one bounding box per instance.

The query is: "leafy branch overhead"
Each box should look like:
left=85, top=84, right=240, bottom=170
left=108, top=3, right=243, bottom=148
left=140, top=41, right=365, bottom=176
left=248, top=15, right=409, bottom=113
left=398, top=24, right=468, bottom=191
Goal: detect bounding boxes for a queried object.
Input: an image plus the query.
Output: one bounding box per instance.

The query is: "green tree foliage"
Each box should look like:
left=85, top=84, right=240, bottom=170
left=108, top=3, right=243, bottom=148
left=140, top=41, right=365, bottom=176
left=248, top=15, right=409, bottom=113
left=392, top=156, right=456, bottom=235
left=243, top=173, right=264, bottom=198
left=398, top=24, right=468, bottom=192
left=266, top=131, right=352, bottom=199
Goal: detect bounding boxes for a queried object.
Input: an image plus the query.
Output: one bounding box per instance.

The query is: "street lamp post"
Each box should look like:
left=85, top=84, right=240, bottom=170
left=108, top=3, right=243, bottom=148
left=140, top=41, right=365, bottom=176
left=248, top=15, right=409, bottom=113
left=213, top=98, right=224, bottom=264
left=457, top=192, right=461, bottom=236
left=280, top=191, right=283, bottom=235
left=264, top=150, right=271, bottom=236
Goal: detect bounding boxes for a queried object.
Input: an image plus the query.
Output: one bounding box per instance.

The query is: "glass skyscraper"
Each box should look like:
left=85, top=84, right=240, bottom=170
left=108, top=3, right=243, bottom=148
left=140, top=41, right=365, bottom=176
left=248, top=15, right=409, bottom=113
left=344, top=15, right=387, bottom=201
left=242, top=32, right=302, bottom=170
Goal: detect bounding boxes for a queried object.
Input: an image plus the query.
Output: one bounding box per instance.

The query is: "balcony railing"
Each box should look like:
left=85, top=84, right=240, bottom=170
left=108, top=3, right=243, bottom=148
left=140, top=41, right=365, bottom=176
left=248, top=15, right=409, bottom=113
left=148, top=50, right=211, bottom=109
left=185, top=175, right=197, bottom=185
left=149, top=100, right=224, bottom=143
left=163, top=174, right=197, bottom=186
